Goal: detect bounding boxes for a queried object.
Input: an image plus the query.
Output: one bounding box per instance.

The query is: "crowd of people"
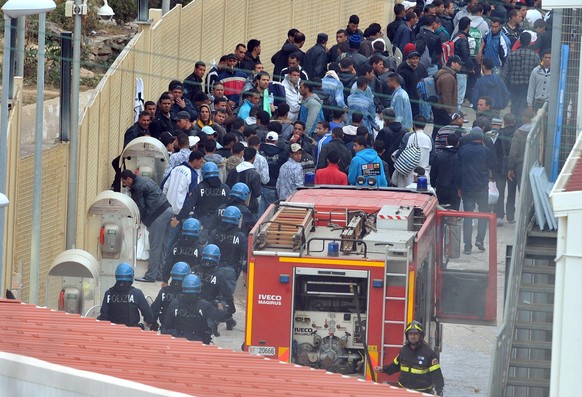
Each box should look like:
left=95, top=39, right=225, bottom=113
left=104, top=0, right=551, bottom=372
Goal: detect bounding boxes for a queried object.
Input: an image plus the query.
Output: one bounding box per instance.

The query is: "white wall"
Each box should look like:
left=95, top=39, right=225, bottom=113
left=0, top=352, right=194, bottom=397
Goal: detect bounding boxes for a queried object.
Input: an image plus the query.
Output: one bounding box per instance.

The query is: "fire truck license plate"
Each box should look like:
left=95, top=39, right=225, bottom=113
left=248, top=346, right=276, bottom=356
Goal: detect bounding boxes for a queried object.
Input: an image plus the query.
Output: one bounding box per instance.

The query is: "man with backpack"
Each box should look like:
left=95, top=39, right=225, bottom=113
left=415, top=15, right=443, bottom=77
left=432, top=56, right=463, bottom=130
left=452, top=17, right=474, bottom=111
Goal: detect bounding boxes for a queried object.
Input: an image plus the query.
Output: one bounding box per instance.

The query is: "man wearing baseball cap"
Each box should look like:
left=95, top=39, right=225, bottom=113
left=276, top=143, right=304, bottom=201
left=432, top=55, right=463, bottom=130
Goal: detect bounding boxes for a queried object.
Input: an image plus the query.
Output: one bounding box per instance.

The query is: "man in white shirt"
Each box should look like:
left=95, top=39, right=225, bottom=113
left=393, top=116, right=433, bottom=187
left=281, top=66, right=302, bottom=121
left=161, top=150, right=204, bottom=255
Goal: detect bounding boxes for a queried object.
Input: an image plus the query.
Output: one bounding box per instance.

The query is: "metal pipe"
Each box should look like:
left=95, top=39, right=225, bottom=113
left=0, top=15, right=13, bottom=300
left=8, top=18, right=16, bottom=99
left=60, top=32, right=73, bottom=142
left=15, top=16, right=25, bottom=76
left=138, top=0, right=148, bottom=22
left=161, top=0, right=169, bottom=16
left=66, top=0, right=82, bottom=249
left=30, top=12, right=48, bottom=304
left=546, top=9, right=562, bottom=171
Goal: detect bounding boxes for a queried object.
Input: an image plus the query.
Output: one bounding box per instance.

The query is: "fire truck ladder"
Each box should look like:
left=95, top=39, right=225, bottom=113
left=380, top=246, right=412, bottom=365
left=255, top=203, right=314, bottom=250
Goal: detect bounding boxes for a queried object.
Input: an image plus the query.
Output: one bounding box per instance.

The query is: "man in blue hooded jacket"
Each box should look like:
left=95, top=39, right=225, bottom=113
left=348, top=136, right=388, bottom=187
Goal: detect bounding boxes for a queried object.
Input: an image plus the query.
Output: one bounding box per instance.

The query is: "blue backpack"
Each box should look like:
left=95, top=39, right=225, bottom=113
left=417, top=76, right=439, bottom=102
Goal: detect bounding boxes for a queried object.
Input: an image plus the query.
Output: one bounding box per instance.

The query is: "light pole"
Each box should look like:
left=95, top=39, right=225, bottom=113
left=65, top=0, right=115, bottom=250
left=1, top=0, right=56, bottom=301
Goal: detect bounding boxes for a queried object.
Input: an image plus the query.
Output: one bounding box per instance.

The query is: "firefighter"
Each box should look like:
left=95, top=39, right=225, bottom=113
left=375, top=321, right=444, bottom=396
left=213, top=182, right=258, bottom=234
left=161, top=218, right=204, bottom=286
left=195, top=244, right=234, bottom=335
left=98, top=263, right=154, bottom=328
left=208, top=206, right=248, bottom=296
left=162, top=274, right=226, bottom=343
left=150, top=261, right=190, bottom=331
left=176, top=162, right=230, bottom=243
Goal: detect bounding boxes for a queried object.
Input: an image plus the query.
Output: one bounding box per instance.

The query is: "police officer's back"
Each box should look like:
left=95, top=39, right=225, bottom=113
left=98, top=263, right=154, bottom=328
left=162, top=218, right=204, bottom=284
left=195, top=244, right=235, bottom=334
left=177, top=162, right=230, bottom=240
left=375, top=321, right=444, bottom=396
left=208, top=206, right=248, bottom=276
left=212, top=182, right=257, bottom=234
left=162, top=274, right=226, bottom=343
left=150, top=262, right=189, bottom=330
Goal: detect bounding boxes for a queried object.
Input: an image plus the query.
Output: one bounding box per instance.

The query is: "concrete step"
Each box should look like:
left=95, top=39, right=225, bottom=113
left=506, top=377, right=550, bottom=388
left=511, top=339, right=553, bottom=350
left=509, top=359, right=551, bottom=369
left=517, top=303, right=554, bottom=313
left=519, top=284, right=555, bottom=294
left=514, top=322, right=553, bottom=332
left=522, top=265, right=556, bottom=275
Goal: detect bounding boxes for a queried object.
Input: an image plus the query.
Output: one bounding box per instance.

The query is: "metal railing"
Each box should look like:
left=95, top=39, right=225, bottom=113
left=488, top=103, right=549, bottom=396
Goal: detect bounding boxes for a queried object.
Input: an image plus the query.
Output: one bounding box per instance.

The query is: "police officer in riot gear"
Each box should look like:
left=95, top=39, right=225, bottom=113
left=208, top=205, right=248, bottom=280
left=375, top=321, right=444, bottom=396
left=161, top=218, right=204, bottom=285
left=212, top=182, right=258, bottom=234
left=176, top=162, right=230, bottom=243
left=162, top=274, right=226, bottom=343
left=98, top=263, right=154, bottom=328
left=150, top=261, right=190, bottom=331
left=195, top=244, right=234, bottom=335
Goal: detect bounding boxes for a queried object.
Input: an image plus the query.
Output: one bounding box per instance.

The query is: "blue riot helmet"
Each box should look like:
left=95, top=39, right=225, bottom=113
left=170, top=262, right=191, bottom=281
left=222, top=205, right=242, bottom=225
left=202, top=162, right=219, bottom=179
left=201, top=244, right=221, bottom=266
left=230, top=182, right=250, bottom=201
left=182, top=218, right=201, bottom=237
left=115, top=263, right=134, bottom=282
left=182, top=274, right=202, bottom=294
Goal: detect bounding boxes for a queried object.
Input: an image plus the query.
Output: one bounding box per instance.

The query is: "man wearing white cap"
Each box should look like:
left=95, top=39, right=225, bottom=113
left=276, top=143, right=305, bottom=201
left=260, top=131, right=288, bottom=210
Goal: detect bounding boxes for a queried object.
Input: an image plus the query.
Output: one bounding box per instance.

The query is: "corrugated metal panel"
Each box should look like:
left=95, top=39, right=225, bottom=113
left=199, top=0, right=224, bottom=67
left=13, top=146, right=68, bottom=304
left=223, top=1, right=248, bottom=54
left=179, top=2, right=202, bottom=78
left=0, top=300, right=418, bottom=397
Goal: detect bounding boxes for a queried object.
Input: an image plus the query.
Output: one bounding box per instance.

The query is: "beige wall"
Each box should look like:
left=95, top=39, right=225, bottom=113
left=2, top=0, right=392, bottom=303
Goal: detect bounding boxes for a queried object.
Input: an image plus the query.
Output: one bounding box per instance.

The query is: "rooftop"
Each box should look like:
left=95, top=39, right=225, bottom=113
left=0, top=299, right=426, bottom=396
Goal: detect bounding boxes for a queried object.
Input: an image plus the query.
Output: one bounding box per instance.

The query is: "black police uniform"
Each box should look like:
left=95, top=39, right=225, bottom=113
left=150, top=281, right=183, bottom=329
left=382, top=341, right=445, bottom=396
left=162, top=295, right=226, bottom=343
left=178, top=177, right=230, bottom=230
left=98, top=282, right=154, bottom=327
left=212, top=198, right=258, bottom=234
left=208, top=223, right=248, bottom=294
left=161, top=235, right=205, bottom=284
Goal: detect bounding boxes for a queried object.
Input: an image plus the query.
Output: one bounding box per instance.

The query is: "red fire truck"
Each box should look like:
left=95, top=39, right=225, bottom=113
left=243, top=187, right=497, bottom=382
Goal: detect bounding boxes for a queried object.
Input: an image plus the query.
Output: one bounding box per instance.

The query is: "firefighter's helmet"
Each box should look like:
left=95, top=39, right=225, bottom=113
left=182, top=274, right=202, bottom=294
left=230, top=182, right=250, bottom=201
left=170, top=262, right=191, bottom=281
left=115, top=263, right=134, bottom=282
left=202, top=244, right=221, bottom=265
left=202, top=162, right=219, bottom=179
left=405, top=320, right=425, bottom=337
left=222, top=205, right=242, bottom=225
left=182, top=218, right=201, bottom=237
